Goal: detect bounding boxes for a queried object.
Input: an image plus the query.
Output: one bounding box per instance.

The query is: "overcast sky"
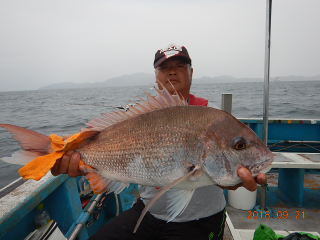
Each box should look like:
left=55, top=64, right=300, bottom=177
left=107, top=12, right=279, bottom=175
left=1, top=0, right=319, bottom=92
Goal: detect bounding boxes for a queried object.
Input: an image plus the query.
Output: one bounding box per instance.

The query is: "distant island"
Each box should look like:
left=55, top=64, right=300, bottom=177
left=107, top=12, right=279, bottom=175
left=38, top=73, right=320, bottom=90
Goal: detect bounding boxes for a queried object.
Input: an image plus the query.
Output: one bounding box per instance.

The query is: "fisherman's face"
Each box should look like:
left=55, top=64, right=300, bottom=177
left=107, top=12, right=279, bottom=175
left=155, top=57, right=193, bottom=101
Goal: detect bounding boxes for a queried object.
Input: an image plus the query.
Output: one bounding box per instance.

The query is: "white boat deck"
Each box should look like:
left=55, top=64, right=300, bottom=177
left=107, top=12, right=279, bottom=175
left=272, top=152, right=320, bottom=169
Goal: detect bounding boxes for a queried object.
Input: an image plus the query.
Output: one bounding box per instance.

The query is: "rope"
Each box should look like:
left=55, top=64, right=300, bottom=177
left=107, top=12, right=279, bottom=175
left=261, top=183, right=269, bottom=191
left=268, top=140, right=320, bottom=152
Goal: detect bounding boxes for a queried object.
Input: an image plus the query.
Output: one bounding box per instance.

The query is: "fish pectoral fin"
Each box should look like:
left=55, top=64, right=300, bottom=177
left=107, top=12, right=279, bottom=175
left=83, top=166, right=129, bottom=194
left=133, top=166, right=199, bottom=233
left=166, top=188, right=195, bottom=222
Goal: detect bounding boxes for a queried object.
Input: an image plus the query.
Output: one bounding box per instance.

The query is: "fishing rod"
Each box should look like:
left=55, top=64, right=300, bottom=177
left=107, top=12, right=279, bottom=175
left=261, top=0, right=272, bottom=212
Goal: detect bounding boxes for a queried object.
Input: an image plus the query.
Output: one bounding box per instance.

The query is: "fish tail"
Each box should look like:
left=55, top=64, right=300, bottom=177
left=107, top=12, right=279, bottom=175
left=0, top=123, right=52, bottom=165
left=0, top=123, right=100, bottom=181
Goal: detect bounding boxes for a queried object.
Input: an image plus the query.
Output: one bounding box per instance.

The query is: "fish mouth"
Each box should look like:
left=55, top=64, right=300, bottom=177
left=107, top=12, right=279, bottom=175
left=246, top=158, right=272, bottom=175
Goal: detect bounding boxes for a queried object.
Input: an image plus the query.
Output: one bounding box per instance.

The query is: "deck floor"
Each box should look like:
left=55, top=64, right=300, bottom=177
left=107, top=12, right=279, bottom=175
left=223, top=223, right=233, bottom=240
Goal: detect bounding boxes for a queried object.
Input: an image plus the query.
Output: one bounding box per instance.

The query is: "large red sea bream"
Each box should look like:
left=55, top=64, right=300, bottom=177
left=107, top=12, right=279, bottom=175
left=0, top=83, right=273, bottom=232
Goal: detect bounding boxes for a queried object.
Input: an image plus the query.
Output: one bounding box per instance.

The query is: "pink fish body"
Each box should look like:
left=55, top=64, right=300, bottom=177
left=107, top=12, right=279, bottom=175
left=79, top=105, right=272, bottom=189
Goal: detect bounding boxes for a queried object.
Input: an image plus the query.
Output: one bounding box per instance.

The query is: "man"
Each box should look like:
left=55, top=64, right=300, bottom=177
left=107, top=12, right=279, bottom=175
left=52, top=45, right=267, bottom=239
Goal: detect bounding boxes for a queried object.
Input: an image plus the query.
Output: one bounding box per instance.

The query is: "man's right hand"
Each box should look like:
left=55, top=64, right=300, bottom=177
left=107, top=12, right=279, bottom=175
left=51, top=150, right=85, bottom=177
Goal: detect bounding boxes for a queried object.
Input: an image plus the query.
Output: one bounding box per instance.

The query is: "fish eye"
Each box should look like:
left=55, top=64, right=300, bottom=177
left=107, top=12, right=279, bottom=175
left=233, top=138, right=246, bottom=150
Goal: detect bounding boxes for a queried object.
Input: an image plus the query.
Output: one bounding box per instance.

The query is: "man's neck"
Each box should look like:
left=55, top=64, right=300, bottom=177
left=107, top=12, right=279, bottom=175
left=181, top=93, right=190, bottom=103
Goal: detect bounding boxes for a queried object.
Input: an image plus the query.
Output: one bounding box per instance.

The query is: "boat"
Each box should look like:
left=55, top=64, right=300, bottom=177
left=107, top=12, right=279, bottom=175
left=1, top=116, right=319, bottom=240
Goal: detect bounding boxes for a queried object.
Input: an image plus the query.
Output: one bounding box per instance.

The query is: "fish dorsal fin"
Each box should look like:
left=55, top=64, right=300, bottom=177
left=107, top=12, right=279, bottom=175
left=82, top=81, right=188, bottom=132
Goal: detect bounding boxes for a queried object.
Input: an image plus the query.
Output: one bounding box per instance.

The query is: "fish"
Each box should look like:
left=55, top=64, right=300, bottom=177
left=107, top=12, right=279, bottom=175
left=0, top=83, right=273, bottom=232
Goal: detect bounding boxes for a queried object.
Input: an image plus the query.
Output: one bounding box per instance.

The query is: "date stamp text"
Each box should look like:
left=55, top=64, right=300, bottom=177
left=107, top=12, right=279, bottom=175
left=247, top=211, right=305, bottom=219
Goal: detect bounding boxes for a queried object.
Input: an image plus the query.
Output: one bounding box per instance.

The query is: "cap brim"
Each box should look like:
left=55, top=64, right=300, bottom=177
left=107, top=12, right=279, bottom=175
left=154, top=54, right=191, bottom=68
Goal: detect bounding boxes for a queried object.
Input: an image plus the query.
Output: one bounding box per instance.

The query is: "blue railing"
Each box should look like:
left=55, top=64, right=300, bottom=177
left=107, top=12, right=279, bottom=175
left=240, top=118, right=320, bottom=153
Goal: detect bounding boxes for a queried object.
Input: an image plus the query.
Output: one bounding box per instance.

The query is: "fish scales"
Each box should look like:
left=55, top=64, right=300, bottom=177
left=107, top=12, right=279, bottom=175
left=77, top=106, right=216, bottom=187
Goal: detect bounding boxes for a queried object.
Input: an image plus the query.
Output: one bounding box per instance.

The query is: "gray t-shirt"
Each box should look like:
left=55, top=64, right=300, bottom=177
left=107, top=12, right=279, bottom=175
left=138, top=101, right=226, bottom=222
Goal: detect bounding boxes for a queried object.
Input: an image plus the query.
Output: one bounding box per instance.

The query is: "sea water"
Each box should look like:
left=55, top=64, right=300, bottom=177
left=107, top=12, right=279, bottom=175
left=0, top=81, right=319, bottom=188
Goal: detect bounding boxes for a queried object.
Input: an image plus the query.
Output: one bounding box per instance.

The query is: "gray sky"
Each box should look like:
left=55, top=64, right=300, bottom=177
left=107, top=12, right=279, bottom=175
left=1, top=0, right=319, bottom=92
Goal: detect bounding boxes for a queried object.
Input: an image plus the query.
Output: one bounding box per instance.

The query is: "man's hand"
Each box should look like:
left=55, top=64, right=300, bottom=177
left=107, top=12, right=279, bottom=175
left=217, top=167, right=267, bottom=191
left=51, top=150, right=86, bottom=177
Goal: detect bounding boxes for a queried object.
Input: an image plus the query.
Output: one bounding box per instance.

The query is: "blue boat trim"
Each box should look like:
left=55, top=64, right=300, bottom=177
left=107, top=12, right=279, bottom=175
left=0, top=174, right=68, bottom=239
left=239, top=118, right=320, bottom=153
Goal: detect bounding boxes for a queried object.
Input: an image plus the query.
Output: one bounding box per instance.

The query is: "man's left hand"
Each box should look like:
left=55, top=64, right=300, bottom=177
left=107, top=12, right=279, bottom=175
left=217, top=167, right=267, bottom=192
